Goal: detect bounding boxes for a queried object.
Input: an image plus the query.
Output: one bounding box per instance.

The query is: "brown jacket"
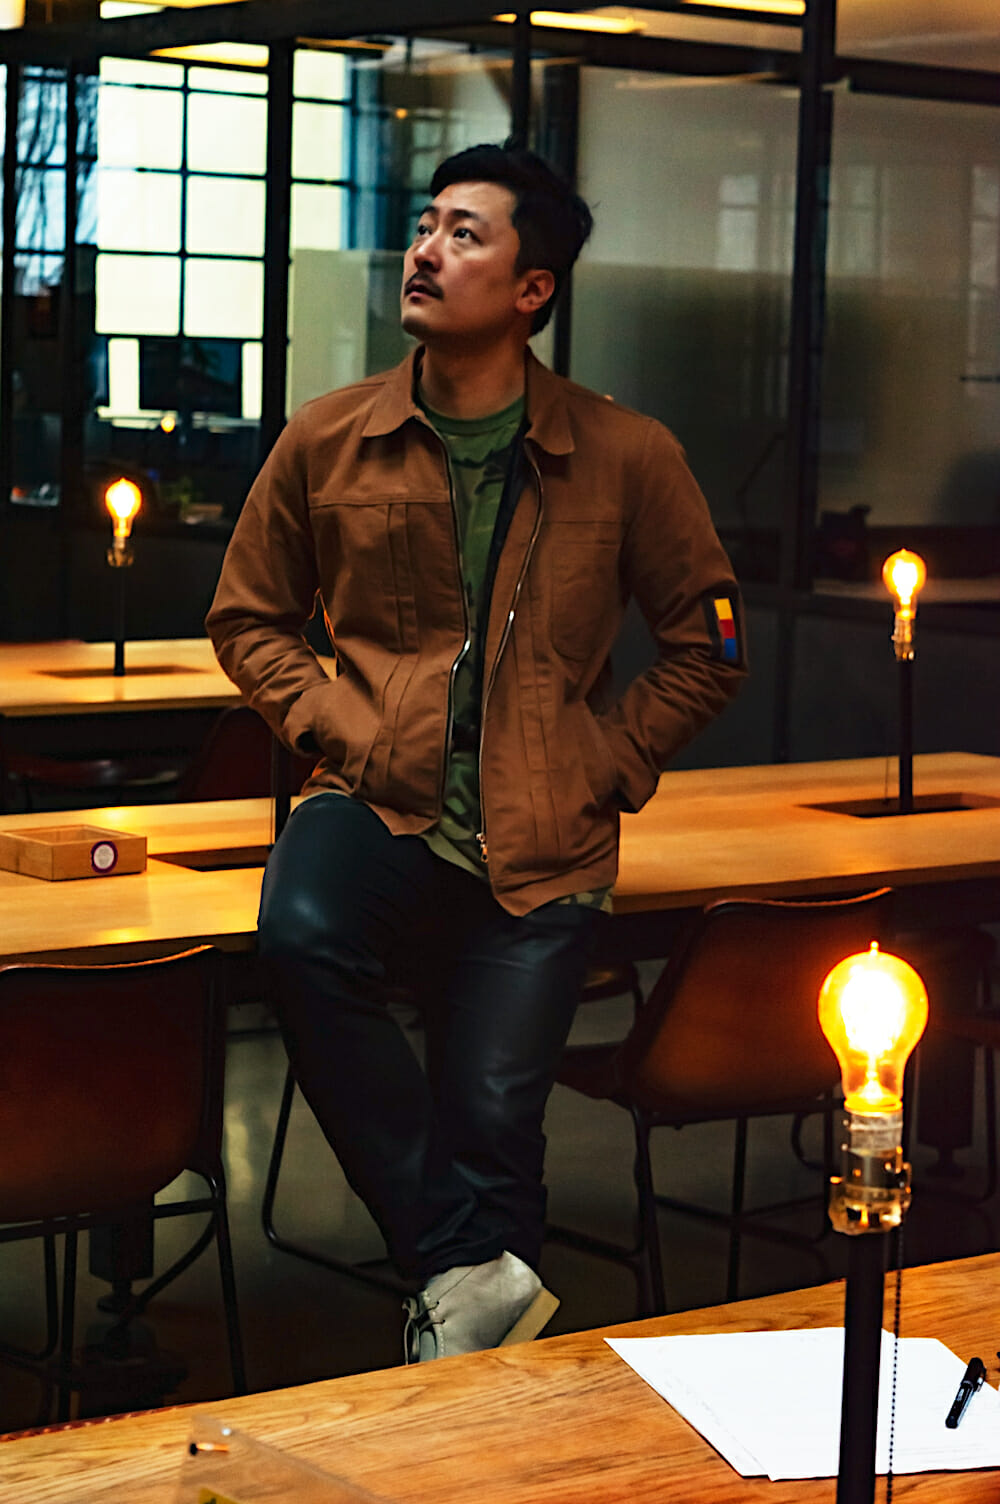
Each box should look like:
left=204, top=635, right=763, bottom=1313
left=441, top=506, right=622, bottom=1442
left=206, top=349, right=746, bottom=914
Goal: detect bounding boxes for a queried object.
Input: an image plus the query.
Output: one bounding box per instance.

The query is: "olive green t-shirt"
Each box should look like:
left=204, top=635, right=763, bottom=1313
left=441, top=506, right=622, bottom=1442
left=419, top=392, right=611, bottom=914
left=420, top=393, right=524, bottom=877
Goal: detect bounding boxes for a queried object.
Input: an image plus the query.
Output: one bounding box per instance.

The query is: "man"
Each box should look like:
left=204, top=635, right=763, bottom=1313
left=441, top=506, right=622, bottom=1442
left=207, top=141, right=746, bottom=1363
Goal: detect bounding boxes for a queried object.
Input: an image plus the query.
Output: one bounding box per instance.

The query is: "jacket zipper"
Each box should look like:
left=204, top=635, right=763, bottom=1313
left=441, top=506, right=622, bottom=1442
left=431, top=431, right=472, bottom=816
left=476, top=447, right=544, bottom=867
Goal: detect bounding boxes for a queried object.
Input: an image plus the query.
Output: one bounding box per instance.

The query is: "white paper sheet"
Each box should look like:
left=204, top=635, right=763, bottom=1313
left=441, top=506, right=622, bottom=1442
left=607, top=1328, right=1000, bottom=1480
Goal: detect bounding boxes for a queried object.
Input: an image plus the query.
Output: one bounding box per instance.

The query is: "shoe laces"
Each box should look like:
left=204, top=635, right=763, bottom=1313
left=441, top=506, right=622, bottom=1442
left=402, top=1292, right=442, bottom=1364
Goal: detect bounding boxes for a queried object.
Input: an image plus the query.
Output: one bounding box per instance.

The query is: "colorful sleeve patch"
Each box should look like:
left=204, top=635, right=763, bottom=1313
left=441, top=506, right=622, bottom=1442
left=701, top=585, right=745, bottom=668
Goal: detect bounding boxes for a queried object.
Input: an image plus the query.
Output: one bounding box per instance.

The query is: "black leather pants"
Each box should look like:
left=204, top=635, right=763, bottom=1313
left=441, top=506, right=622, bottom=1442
left=258, top=792, right=599, bottom=1284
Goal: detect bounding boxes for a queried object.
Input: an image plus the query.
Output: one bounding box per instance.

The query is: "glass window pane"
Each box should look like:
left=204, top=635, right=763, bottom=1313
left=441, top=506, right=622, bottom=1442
left=186, top=93, right=267, bottom=175
left=15, top=168, right=64, bottom=251
left=105, top=335, right=140, bottom=416
left=98, top=84, right=183, bottom=170
left=187, top=63, right=268, bottom=95
left=97, top=167, right=181, bottom=251
left=184, top=257, right=263, bottom=337
left=15, top=251, right=63, bottom=297
left=291, top=101, right=344, bottom=181
left=99, top=56, right=185, bottom=88
left=242, top=339, right=263, bottom=420
left=186, top=175, right=264, bottom=255
left=291, top=183, right=345, bottom=251
left=19, top=73, right=67, bottom=166
left=95, top=252, right=180, bottom=333
left=294, top=49, right=347, bottom=101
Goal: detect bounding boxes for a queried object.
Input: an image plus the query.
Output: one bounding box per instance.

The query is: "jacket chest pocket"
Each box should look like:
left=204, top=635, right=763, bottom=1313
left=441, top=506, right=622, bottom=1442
left=545, top=523, right=621, bottom=662
left=312, top=499, right=408, bottom=651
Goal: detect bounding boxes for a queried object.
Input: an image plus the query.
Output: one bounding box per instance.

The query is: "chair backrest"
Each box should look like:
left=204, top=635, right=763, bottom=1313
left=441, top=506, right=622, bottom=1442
left=0, top=947, right=223, bottom=1223
left=621, top=889, right=893, bottom=1119
left=174, top=705, right=315, bottom=802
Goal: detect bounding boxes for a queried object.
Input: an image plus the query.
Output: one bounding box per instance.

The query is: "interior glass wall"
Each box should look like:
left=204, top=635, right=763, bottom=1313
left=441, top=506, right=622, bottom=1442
left=571, top=68, right=796, bottom=584
left=816, top=90, right=1000, bottom=596
left=287, top=37, right=528, bottom=410
left=7, top=63, right=82, bottom=509
left=87, top=53, right=268, bottom=527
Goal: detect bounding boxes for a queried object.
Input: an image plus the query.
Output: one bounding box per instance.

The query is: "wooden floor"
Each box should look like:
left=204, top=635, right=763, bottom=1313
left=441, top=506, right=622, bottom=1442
left=1, top=970, right=999, bottom=1434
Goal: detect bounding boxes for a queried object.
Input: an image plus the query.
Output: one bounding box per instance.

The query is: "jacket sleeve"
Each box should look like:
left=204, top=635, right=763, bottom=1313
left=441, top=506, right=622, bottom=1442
left=205, top=409, right=333, bottom=756
left=596, top=417, right=748, bottom=813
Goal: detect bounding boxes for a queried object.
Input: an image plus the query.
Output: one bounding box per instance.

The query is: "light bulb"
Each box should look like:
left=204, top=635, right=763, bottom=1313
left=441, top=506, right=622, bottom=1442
left=105, top=477, right=142, bottom=569
left=882, top=549, right=926, bottom=612
left=105, top=477, right=142, bottom=540
left=818, top=942, right=927, bottom=1115
left=881, top=548, right=927, bottom=661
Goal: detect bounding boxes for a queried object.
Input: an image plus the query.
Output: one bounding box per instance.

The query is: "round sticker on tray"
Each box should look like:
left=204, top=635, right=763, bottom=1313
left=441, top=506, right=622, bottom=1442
left=90, top=840, right=118, bottom=874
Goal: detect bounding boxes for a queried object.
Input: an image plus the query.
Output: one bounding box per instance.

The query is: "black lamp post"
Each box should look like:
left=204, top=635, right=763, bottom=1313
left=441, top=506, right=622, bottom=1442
left=881, top=549, right=927, bottom=816
left=818, top=943, right=928, bottom=1504
left=104, top=477, right=142, bottom=677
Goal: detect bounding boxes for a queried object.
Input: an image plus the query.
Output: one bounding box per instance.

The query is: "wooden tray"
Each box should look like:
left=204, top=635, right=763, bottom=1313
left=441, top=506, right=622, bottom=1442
left=0, top=825, right=147, bottom=881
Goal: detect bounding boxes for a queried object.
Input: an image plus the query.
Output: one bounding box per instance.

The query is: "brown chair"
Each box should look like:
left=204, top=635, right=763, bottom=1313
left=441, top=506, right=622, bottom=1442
left=913, top=927, right=998, bottom=1198
left=0, top=947, right=246, bottom=1422
left=549, top=888, right=893, bottom=1315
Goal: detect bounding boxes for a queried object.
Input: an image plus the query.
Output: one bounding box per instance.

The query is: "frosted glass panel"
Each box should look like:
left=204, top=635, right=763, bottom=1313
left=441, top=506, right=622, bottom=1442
left=97, top=168, right=181, bottom=252
left=187, top=64, right=268, bottom=95
left=95, top=252, right=180, bottom=333
left=99, top=57, right=184, bottom=88
left=573, top=67, right=795, bottom=556
left=186, top=175, right=265, bottom=255
left=291, top=183, right=345, bottom=251
left=98, top=85, right=183, bottom=170
left=184, top=258, right=263, bottom=337
left=186, top=92, right=266, bottom=175
left=291, top=101, right=344, bottom=181
left=820, top=92, right=1000, bottom=547
left=294, top=49, right=347, bottom=101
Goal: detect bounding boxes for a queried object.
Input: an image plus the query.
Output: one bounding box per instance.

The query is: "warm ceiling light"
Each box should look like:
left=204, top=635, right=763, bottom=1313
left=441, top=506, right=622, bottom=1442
left=493, top=11, right=645, bottom=34
left=0, top=0, right=25, bottom=27
left=153, top=42, right=269, bottom=66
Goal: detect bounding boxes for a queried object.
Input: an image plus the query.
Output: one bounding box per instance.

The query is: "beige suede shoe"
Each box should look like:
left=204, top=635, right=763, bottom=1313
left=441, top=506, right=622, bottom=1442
left=403, top=1251, right=559, bottom=1363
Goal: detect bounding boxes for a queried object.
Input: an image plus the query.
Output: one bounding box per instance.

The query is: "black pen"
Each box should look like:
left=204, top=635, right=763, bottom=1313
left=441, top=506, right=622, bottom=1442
left=946, top=1356, right=987, bottom=1428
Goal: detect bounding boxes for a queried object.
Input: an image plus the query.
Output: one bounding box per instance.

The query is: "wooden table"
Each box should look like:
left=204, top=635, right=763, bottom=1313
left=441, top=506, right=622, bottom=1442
left=0, top=638, right=242, bottom=719
left=2, top=752, right=999, bottom=963
left=3, top=1251, right=997, bottom=1502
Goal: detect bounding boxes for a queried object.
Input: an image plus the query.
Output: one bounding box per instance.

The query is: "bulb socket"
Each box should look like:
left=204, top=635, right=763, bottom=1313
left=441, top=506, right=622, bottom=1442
left=828, top=1108, right=911, bottom=1235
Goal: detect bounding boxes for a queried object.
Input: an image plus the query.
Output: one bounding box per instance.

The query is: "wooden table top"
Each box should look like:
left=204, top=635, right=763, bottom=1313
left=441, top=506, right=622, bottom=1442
left=0, top=638, right=242, bottom=717
left=1, top=753, right=999, bottom=961
left=612, top=750, right=1000, bottom=911
left=4, top=1251, right=997, bottom=1503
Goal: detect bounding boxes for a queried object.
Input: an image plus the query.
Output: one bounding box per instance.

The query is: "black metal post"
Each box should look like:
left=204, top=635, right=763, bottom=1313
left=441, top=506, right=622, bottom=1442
left=898, top=657, right=913, bottom=814
left=509, top=12, right=531, bottom=149
left=836, top=1235, right=886, bottom=1504
left=113, top=567, right=127, bottom=676
left=0, top=61, right=20, bottom=535
left=260, top=38, right=293, bottom=466
left=772, top=0, right=836, bottom=764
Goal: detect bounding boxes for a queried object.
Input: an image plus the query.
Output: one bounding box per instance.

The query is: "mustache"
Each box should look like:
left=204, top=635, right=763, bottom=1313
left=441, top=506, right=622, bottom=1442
left=404, top=273, right=442, bottom=298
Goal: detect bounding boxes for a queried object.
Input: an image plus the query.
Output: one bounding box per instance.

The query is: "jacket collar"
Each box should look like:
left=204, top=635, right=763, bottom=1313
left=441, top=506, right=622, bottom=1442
left=361, top=346, right=574, bottom=456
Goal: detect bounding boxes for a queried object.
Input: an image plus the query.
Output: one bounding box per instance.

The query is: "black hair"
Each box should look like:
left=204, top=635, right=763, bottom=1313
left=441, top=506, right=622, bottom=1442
left=429, top=139, right=593, bottom=334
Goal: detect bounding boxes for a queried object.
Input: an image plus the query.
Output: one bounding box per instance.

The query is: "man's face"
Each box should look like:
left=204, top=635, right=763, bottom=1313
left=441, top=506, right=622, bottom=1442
left=400, top=180, right=544, bottom=347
